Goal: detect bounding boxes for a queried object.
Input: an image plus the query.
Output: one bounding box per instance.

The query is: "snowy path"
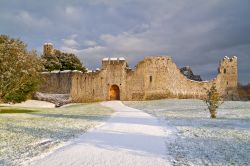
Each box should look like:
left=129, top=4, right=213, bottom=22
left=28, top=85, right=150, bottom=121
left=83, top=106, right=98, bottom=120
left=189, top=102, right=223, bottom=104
left=31, top=101, right=169, bottom=166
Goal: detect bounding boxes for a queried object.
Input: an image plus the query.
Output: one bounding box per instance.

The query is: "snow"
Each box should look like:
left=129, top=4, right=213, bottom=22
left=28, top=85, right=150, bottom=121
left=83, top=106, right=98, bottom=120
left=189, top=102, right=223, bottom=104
left=110, top=57, right=118, bottom=61
left=0, top=100, right=55, bottom=108
left=124, top=99, right=250, bottom=166
left=102, top=57, right=109, bottom=61
left=51, top=70, right=60, bottom=73
left=30, top=101, right=170, bottom=166
left=2, top=99, right=249, bottom=166
left=119, top=57, right=125, bottom=61
left=0, top=103, right=113, bottom=166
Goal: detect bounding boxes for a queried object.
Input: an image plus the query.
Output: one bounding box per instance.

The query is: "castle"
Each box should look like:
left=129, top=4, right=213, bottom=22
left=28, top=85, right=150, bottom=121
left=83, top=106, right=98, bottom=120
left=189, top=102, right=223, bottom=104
left=40, top=43, right=239, bottom=102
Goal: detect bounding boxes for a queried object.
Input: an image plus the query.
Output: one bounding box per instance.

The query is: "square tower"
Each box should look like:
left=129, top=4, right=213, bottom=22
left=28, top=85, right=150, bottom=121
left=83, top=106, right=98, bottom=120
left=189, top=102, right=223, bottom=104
left=43, top=43, right=54, bottom=56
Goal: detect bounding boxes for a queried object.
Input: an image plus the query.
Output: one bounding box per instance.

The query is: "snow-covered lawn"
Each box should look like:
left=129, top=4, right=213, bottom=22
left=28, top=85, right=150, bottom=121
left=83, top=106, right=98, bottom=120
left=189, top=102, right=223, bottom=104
left=0, top=102, right=114, bottom=166
left=30, top=101, right=169, bottom=166
left=124, top=99, right=250, bottom=166
left=0, top=100, right=55, bottom=108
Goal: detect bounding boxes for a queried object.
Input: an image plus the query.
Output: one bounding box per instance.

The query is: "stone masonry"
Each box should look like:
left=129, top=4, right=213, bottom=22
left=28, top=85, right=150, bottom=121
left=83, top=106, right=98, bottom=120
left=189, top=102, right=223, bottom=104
left=39, top=44, right=239, bottom=102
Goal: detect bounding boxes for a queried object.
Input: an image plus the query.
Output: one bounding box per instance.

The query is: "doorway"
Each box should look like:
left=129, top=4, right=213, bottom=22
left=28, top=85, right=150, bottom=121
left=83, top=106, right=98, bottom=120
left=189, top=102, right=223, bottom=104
left=109, top=84, right=120, bottom=100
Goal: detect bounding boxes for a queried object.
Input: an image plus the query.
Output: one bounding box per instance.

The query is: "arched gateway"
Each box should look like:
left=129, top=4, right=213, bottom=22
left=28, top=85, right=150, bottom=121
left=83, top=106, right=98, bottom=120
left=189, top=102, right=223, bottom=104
left=109, top=85, right=120, bottom=100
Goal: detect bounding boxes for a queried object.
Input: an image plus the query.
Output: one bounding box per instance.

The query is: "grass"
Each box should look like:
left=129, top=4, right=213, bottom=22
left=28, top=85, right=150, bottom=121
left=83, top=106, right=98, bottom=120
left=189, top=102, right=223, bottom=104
left=0, top=108, right=37, bottom=114
left=0, top=103, right=114, bottom=166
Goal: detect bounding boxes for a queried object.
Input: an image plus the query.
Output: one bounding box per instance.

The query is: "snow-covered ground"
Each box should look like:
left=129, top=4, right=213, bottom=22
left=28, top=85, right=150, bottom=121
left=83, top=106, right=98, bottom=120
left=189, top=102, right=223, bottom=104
left=0, top=102, right=113, bottom=166
left=124, top=99, right=250, bottom=166
left=30, top=101, right=170, bottom=166
left=0, top=100, right=55, bottom=108
left=1, top=99, right=249, bottom=166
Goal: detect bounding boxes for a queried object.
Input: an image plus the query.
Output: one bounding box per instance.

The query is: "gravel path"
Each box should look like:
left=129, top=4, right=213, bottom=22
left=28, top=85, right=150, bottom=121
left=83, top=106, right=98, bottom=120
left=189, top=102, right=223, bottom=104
left=31, top=101, right=169, bottom=166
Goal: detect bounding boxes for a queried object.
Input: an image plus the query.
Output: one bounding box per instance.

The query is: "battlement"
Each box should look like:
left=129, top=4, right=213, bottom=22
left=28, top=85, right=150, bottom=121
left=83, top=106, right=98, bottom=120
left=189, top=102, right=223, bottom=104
left=221, top=56, right=237, bottom=63
left=144, top=56, right=171, bottom=60
left=102, top=57, right=127, bottom=68
left=102, top=57, right=126, bottom=62
left=219, top=56, right=238, bottom=74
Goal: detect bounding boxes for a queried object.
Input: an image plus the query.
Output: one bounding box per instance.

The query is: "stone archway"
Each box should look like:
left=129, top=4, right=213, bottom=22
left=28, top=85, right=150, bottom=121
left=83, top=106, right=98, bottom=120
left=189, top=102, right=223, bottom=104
left=109, top=84, right=120, bottom=100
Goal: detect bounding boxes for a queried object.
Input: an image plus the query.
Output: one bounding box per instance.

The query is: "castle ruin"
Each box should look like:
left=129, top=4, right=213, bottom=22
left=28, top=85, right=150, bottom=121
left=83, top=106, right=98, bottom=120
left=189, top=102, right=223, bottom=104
left=40, top=43, right=239, bottom=102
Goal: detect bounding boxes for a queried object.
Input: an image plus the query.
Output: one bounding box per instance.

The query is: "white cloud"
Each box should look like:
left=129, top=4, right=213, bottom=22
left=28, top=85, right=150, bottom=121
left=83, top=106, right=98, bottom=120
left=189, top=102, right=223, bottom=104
left=100, top=33, right=151, bottom=52
left=84, top=40, right=97, bottom=47
left=4, top=10, right=52, bottom=29
left=60, top=46, right=78, bottom=54
left=80, top=46, right=108, bottom=55
left=19, top=11, right=51, bottom=27
left=86, top=0, right=123, bottom=6
left=62, top=38, right=78, bottom=47
left=65, top=6, right=82, bottom=19
left=61, top=34, right=80, bottom=52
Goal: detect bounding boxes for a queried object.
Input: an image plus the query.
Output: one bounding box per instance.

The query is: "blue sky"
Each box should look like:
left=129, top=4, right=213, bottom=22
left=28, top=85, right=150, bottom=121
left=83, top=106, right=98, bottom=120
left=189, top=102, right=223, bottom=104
left=0, top=0, right=250, bottom=84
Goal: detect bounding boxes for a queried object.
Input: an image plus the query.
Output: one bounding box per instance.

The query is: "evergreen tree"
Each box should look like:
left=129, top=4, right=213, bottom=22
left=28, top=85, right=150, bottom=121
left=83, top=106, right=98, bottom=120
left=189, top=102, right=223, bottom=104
left=0, top=35, right=43, bottom=103
left=42, top=49, right=86, bottom=72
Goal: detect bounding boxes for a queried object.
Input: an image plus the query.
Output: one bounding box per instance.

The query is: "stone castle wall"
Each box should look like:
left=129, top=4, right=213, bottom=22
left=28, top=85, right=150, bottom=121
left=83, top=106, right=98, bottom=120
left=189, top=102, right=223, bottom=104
left=39, top=55, right=239, bottom=102
left=126, top=57, right=214, bottom=100
left=39, top=71, right=74, bottom=94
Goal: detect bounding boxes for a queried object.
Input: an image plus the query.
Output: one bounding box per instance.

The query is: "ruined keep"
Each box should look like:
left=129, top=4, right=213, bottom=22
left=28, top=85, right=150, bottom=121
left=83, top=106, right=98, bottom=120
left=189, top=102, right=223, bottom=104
left=39, top=43, right=239, bottom=102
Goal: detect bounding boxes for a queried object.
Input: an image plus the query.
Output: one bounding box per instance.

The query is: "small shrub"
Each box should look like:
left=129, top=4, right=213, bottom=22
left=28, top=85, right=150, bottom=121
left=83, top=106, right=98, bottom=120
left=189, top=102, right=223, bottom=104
left=203, top=84, right=223, bottom=118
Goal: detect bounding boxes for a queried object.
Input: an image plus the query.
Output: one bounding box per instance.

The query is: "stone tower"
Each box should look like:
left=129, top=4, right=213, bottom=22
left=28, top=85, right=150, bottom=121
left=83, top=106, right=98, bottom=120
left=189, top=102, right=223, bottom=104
left=218, top=56, right=238, bottom=100
left=43, top=43, right=54, bottom=56
left=102, top=57, right=128, bottom=100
